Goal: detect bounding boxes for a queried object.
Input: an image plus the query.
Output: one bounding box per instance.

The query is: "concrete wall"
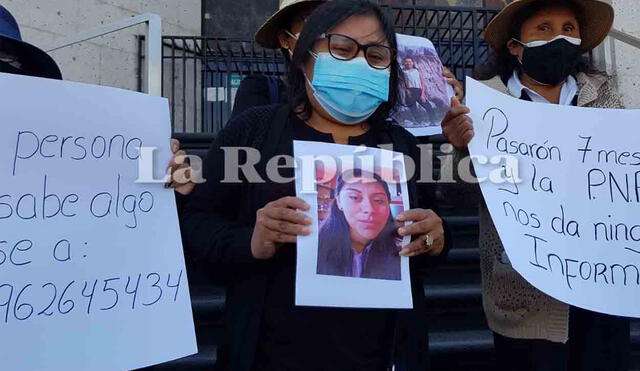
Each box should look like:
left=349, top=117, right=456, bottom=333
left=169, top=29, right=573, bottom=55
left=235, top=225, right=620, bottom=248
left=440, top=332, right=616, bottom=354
left=610, top=0, right=640, bottom=108
left=4, top=0, right=201, bottom=91
left=4, top=0, right=201, bottom=131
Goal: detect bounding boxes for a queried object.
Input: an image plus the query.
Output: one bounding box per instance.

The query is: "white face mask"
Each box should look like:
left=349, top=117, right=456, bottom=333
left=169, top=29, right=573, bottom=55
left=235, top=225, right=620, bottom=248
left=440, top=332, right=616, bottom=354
left=284, top=30, right=300, bottom=57
left=514, top=34, right=582, bottom=48
left=284, top=30, right=300, bottom=40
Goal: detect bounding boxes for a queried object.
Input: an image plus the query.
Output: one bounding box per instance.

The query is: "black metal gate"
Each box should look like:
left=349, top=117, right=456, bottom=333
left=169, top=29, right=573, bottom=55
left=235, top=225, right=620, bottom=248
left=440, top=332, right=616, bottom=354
left=138, top=5, right=499, bottom=134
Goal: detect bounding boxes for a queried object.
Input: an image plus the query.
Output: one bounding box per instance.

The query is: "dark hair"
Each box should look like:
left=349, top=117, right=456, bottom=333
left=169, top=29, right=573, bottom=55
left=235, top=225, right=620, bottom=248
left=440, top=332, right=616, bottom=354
left=474, top=0, right=599, bottom=83
left=288, top=0, right=399, bottom=123
left=318, top=170, right=398, bottom=273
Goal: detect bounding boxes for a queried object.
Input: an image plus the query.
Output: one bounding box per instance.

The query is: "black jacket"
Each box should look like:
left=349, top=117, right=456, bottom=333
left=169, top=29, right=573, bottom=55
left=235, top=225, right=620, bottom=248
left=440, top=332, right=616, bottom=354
left=181, top=104, right=450, bottom=371
left=230, top=75, right=287, bottom=119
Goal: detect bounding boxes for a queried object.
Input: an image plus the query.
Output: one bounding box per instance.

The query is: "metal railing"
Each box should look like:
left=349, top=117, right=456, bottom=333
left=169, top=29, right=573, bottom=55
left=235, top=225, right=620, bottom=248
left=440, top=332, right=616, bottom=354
left=600, top=28, right=640, bottom=78
left=609, top=28, right=640, bottom=50
left=140, top=6, right=500, bottom=134
left=139, top=36, right=287, bottom=134
left=47, top=13, right=162, bottom=96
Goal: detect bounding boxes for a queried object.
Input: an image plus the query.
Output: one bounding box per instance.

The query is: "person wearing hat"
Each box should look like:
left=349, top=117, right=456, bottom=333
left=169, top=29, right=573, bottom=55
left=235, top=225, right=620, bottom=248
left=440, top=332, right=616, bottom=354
left=230, top=0, right=465, bottom=119
left=167, top=0, right=466, bottom=196
left=167, top=1, right=330, bottom=202
left=181, top=1, right=451, bottom=369
left=0, top=5, right=199, bottom=217
left=440, top=1, right=629, bottom=370
left=0, top=5, right=61, bottom=80
left=229, top=0, right=327, bottom=118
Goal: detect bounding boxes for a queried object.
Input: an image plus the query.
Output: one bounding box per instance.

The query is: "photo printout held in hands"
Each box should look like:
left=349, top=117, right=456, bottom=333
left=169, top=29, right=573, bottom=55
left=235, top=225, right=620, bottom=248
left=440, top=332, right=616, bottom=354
left=294, top=141, right=413, bottom=309
left=392, top=34, right=454, bottom=137
left=466, top=77, right=640, bottom=317
left=0, top=73, right=197, bottom=370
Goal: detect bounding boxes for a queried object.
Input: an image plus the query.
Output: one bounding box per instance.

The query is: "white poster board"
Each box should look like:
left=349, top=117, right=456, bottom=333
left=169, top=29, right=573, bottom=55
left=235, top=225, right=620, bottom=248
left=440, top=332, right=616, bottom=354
left=294, top=141, right=413, bottom=309
left=392, top=33, right=454, bottom=137
left=467, top=77, right=640, bottom=317
left=0, top=73, right=197, bottom=370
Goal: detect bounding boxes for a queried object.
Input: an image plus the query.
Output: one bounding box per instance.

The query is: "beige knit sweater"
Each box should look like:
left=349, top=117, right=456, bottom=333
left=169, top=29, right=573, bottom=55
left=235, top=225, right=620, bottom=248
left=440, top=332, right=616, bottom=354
left=447, top=72, right=625, bottom=343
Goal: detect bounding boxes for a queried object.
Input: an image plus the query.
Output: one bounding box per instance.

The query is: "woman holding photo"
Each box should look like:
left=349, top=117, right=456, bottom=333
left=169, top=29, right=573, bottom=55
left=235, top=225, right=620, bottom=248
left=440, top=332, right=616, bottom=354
left=166, top=1, right=466, bottom=193
left=317, top=169, right=402, bottom=280
left=441, top=0, right=629, bottom=370
left=181, top=1, right=448, bottom=370
left=231, top=0, right=465, bottom=118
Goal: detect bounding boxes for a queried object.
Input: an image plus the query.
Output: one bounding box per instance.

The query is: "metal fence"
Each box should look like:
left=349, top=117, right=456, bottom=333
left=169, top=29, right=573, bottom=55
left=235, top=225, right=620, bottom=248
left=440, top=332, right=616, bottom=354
left=139, top=5, right=499, bottom=134
left=387, top=6, right=498, bottom=80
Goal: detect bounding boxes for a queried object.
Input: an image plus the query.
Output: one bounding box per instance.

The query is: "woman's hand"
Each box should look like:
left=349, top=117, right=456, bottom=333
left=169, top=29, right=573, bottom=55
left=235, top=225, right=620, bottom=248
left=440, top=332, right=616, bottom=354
left=252, top=197, right=312, bottom=260
left=166, top=139, right=196, bottom=196
left=441, top=97, right=474, bottom=150
left=443, top=67, right=464, bottom=101
left=396, top=209, right=445, bottom=257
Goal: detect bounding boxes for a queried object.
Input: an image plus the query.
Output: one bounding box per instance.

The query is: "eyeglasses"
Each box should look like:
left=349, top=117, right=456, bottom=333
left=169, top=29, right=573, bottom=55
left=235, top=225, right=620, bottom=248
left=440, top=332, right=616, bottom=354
left=315, top=33, right=394, bottom=70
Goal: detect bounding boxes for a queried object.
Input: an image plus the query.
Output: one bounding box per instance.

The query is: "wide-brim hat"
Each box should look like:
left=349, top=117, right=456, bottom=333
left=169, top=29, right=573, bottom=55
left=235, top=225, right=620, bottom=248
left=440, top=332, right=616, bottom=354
left=0, top=5, right=62, bottom=80
left=483, top=0, right=614, bottom=53
left=255, top=0, right=327, bottom=49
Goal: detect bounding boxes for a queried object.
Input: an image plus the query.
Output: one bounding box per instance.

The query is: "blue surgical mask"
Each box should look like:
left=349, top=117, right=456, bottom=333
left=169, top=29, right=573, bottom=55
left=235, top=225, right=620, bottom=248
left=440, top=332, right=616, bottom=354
left=306, top=52, right=390, bottom=125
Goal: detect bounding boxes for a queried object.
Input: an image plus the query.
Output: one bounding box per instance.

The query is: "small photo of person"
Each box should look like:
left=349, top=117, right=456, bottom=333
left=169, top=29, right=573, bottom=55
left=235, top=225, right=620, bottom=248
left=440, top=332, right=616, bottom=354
left=316, top=167, right=405, bottom=281
left=393, top=34, right=453, bottom=130
left=402, top=56, right=434, bottom=122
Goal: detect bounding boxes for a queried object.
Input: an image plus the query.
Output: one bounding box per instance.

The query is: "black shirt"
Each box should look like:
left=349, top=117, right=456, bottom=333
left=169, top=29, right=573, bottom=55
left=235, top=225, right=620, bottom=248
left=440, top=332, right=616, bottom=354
left=231, top=75, right=287, bottom=119
left=252, top=113, right=395, bottom=371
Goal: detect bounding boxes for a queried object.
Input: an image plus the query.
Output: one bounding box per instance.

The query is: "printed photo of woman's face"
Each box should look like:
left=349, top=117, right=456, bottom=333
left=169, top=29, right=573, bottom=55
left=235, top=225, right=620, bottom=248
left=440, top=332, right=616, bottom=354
left=336, top=178, right=391, bottom=245
left=296, top=141, right=415, bottom=306
left=316, top=167, right=403, bottom=281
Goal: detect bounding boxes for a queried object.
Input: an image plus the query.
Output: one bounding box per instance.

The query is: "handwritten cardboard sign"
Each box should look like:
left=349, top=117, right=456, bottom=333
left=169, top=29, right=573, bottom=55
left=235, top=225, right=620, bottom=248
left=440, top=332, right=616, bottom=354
left=467, top=77, right=640, bottom=317
left=0, top=73, right=197, bottom=370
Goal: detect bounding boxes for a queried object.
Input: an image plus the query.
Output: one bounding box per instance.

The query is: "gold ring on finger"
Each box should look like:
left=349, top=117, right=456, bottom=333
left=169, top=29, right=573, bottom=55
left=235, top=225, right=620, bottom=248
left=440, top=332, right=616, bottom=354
left=424, top=234, right=434, bottom=248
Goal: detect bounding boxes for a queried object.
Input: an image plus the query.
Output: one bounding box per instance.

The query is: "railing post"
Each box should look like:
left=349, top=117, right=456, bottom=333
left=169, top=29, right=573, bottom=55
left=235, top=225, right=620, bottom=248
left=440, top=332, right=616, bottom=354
left=46, top=13, right=163, bottom=96
left=592, top=29, right=640, bottom=77
left=146, top=14, right=162, bottom=96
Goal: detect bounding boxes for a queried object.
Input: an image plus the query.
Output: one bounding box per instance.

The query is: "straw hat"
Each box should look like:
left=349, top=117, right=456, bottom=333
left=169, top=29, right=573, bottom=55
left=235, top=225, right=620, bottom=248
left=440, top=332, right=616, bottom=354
left=0, top=5, right=61, bottom=79
left=483, top=0, right=614, bottom=52
left=255, top=0, right=327, bottom=49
